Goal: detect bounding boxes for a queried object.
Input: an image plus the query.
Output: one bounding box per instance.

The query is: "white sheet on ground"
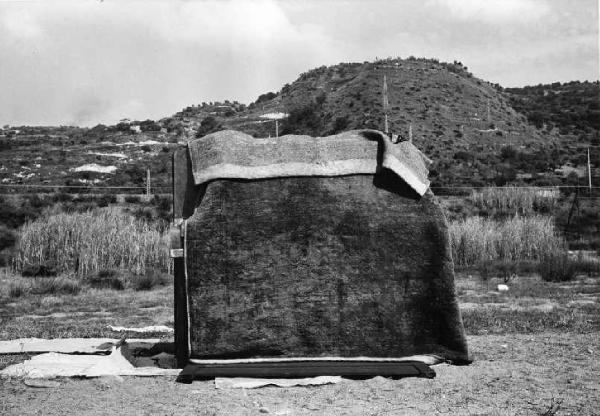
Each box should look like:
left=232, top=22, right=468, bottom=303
left=0, top=347, right=180, bottom=379
left=0, top=338, right=162, bottom=354
left=214, top=376, right=342, bottom=389
left=108, top=325, right=174, bottom=333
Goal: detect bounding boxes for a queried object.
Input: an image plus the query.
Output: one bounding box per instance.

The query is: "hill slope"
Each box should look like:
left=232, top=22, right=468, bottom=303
left=1, top=58, right=597, bottom=190
left=505, top=81, right=600, bottom=139
left=167, top=58, right=582, bottom=187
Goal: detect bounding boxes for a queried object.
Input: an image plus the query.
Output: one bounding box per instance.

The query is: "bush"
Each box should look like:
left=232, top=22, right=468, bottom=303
left=330, top=116, right=350, bottom=134
left=570, top=252, right=600, bottom=277
left=124, top=195, right=141, bottom=203
left=538, top=252, right=576, bottom=282
left=139, top=119, right=161, bottom=132
left=0, top=198, right=36, bottom=228
left=280, top=104, right=323, bottom=136
left=21, top=261, right=58, bottom=278
left=51, top=192, right=73, bottom=203
left=85, top=269, right=126, bottom=290
left=477, top=259, right=517, bottom=283
left=476, top=259, right=539, bottom=283
left=96, top=194, right=117, bottom=208
left=196, top=116, right=222, bottom=138
left=9, top=281, right=28, bottom=298
left=0, top=225, right=16, bottom=251
left=133, top=269, right=169, bottom=291
left=30, top=277, right=82, bottom=295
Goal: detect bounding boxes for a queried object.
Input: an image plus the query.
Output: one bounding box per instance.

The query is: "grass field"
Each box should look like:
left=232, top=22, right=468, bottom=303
left=1, top=267, right=599, bottom=341
left=1, top=268, right=599, bottom=415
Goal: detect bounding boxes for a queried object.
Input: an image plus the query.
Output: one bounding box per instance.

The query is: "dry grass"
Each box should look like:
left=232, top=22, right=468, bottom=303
left=470, top=187, right=558, bottom=215
left=449, top=215, right=565, bottom=266
left=14, top=207, right=170, bottom=277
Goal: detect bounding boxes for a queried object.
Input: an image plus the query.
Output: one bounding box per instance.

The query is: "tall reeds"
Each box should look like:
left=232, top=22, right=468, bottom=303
left=449, top=215, right=566, bottom=266
left=470, top=187, right=558, bottom=215
left=14, top=207, right=170, bottom=276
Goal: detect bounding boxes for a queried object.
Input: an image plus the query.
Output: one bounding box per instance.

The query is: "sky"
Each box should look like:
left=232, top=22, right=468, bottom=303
left=0, top=0, right=598, bottom=126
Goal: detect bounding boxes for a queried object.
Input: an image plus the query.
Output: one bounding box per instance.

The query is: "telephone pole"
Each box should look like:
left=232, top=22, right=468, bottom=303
left=588, top=148, right=592, bottom=192
left=383, top=74, right=389, bottom=135
left=146, top=168, right=151, bottom=197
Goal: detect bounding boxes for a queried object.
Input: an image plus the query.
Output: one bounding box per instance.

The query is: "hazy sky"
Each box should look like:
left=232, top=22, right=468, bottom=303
left=0, top=0, right=598, bottom=126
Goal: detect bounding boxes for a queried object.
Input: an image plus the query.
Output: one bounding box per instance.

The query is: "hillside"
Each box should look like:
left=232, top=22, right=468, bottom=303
left=505, top=81, right=600, bottom=140
left=1, top=57, right=597, bottom=191
left=163, top=57, right=595, bottom=188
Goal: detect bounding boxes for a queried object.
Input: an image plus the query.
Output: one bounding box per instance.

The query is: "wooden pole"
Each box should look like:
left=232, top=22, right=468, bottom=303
left=408, top=124, right=413, bottom=143
left=384, top=115, right=389, bottom=136
left=275, top=120, right=279, bottom=138
left=146, top=168, right=151, bottom=197
left=383, top=75, right=389, bottom=135
left=588, top=148, right=592, bottom=193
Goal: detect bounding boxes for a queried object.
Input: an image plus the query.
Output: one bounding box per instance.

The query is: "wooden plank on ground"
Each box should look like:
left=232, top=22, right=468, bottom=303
left=176, top=360, right=435, bottom=383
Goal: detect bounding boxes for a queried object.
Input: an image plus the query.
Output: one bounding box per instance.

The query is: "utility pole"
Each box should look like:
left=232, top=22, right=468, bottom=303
left=146, top=168, right=151, bottom=197
left=408, top=124, right=413, bottom=143
left=383, top=74, right=389, bottom=135
left=275, top=120, right=279, bottom=138
left=588, top=148, right=592, bottom=193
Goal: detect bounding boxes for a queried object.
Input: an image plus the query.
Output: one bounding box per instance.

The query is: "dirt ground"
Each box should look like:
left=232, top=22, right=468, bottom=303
left=1, top=332, right=598, bottom=416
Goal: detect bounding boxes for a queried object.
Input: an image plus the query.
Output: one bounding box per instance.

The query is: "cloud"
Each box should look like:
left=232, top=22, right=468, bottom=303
left=0, top=0, right=596, bottom=126
left=430, top=0, right=550, bottom=23
left=1, top=7, right=42, bottom=39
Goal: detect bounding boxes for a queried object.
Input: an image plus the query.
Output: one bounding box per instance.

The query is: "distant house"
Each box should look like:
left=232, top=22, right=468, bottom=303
left=555, top=163, right=587, bottom=178
left=130, top=125, right=141, bottom=134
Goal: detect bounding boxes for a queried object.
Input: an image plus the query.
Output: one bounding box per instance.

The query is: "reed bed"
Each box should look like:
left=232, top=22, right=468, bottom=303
left=470, top=187, right=558, bottom=215
left=14, top=207, right=170, bottom=276
left=449, top=215, right=566, bottom=266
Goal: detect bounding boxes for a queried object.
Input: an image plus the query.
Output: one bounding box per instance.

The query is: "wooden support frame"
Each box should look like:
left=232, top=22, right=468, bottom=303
left=176, top=359, right=435, bottom=383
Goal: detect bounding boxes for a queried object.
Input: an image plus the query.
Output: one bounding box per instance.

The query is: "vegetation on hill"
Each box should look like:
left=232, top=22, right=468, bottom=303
left=2, top=57, right=598, bottom=191
left=505, top=81, right=600, bottom=140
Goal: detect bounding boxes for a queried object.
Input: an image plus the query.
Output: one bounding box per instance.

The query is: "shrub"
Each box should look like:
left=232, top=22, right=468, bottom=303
left=96, top=194, right=117, bottom=208
left=133, top=269, right=169, bottom=291
left=330, top=116, right=350, bottom=134
left=538, top=252, right=575, bottom=282
left=196, top=116, right=222, bottom=138
left=132, top=206, right=155, bottom=222
left=21, top=261, right=58, bottom=278
left=85, top=269, right=126, bottom=290
left=0, top=198, right=35, bottom=228
left=51, top=192, right=73, bottom=203
left=0, top=225, right=16, bottom=251
left=477, top=259, right=518, bottom=283
left=15, top=207, right=170, bottom=276
left=9, top=281, right=28, bottom=298
left=570, top=252, right=600, bottom=277
left=30, top=277, right=82, bottom=295
left=124, top=195, right=141, bottom=204
left=280, top=104, right=323, bottom=136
